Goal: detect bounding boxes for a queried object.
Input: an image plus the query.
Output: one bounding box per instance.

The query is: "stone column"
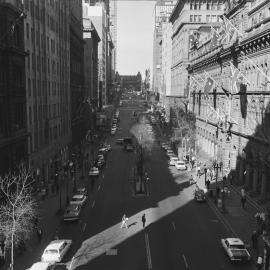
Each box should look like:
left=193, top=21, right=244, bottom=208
left=261, top=171, right=267, bottom=195
left=252, top=168, right=258, bottom=192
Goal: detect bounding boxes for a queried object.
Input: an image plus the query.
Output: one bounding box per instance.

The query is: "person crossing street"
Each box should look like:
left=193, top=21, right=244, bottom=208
left=142, top=213, right=146, bottom=228
left=121, top=214, right=128, bottom=229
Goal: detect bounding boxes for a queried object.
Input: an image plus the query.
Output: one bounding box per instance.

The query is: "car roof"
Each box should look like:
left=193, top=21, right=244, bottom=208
left=30, top=262, right=51, bottom=270
left=77, top=187, right=86, bottom=191
left=45, top=240, right=67, bottom=250
left=176, top=160, right=185, bottom=163
left=226, top=238, right=244, bottom=245
left=72, top=194, right=84, bottom=199
left=66, top=204, right=79, bottom=210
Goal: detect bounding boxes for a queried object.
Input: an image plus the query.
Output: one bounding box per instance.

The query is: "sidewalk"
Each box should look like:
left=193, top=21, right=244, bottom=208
left=195, top=149, right=264, bottom=266
left=0, top=139, right=105, bottom=270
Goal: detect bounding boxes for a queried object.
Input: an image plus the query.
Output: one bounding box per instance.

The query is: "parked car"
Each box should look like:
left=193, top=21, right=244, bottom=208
left=221, top=238, right=251, bottom=261
left=126, top=144, right=134, bottom=151
left=166, top=150, right=175, bottom=158
left=116, top=138, right=124, bottom=145
left=89, top=167, right=99, bottom=177
left=169, top=157, right=179, bottom=166
left=70, top=194, right=87, bottom=207
left=194, top=188, right=206, bottom=202
left=111, top=128, right=116, bottom=135
left=29, top=262, right=55, bottom=270
left=75, top=187, right=87, bottom=196
left=175, top=160, right=187, bottom=170
left=41, top=240, right=72, bottom=263
left=63, top=205, right=82, bottom=221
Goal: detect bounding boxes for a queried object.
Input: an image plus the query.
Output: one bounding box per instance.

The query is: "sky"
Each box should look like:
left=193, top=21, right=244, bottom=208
left=117, top=1, right=156, bottom=77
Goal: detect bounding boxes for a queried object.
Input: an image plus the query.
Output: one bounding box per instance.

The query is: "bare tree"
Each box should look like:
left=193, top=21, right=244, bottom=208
left=0, top=165, right=37, bottom=270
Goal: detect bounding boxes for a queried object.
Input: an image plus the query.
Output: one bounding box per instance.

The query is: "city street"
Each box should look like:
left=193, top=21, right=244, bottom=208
left=15, top=96, right=254, bottom=270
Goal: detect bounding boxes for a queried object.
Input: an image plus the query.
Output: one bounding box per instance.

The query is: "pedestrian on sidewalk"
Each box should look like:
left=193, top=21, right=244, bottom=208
left=37, top=227, right=43, bottom=243
left=206, top=179, right=210, bottom=190
left=251, top=230, right=258, bottom=250
left=120, top=214, right=128, bottom=229
left=256, top=256, right=263, bottom=270
left=197, top=165, right=201, bottom=177
left=241, top=188, right=246, bottom=209
left=142, top=214, right=146, bottom=228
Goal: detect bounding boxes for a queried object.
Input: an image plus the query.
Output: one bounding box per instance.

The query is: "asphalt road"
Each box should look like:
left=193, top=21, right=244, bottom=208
left=18, top=96, right=255, bottom=270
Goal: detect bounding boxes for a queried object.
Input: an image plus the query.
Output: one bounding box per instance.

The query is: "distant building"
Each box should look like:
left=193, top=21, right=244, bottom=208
left=152, top=0, right=176, bottom=97
left=120, top=73, right=142, bottom=92
left=85, top=3, right=108, bottom=108
left=0, top=0, right=28, bottom=174
left=83, top=3, right=100, bottom=132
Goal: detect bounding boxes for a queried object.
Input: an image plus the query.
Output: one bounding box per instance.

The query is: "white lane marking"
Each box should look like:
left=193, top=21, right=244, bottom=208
left=82, top=223, right=87, bottom=232
left=102, top=174, right=105, bottom=179
left=145, top=233, right=152, bottom=270
left=171, top=221, right=176, bottom=231
left=98, top=185, right=101, bottom=191
left=92, top=200, right=95, bottom=208
left=182, top=254, right=188, bottom=268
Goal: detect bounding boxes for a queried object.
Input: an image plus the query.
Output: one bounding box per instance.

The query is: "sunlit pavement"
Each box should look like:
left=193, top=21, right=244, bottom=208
left=15, top=97, right=255, bottom=270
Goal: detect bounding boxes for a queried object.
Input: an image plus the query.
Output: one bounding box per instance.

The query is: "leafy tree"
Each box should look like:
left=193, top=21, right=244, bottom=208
left=0, top=165, right=37, bottom=270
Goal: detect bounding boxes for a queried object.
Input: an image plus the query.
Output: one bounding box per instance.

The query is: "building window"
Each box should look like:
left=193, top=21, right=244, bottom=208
left=206, top=3, right=210, bottom=10
left=211, top=15, right=217, bottom=22
left=29, top=106, right=32, bottom=125
left=194, top=15, right=198, bottom=22
left=190, top=15, right=193, bottom=22
left=31, top=27, right=34, bottom=45
left=47, top=58, right=50, bottom=74
left=26, top=23, right=29, bottom=39
left=190, top=3, right=193, bottom=9
left=14, top=102, right=25, bottom=130
left=28, top=78, right=31, bottom=96
left=198, top=15, right=202, bottom=22
left=25, top=0, right=29, bottom=10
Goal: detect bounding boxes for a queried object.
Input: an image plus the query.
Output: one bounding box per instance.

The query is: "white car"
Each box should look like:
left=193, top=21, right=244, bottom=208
left=70, top=194, right=87, bottom=206
left=41, top=240, right=72, bottom=263
left=175, top=160, right=187, bottom=170
left=111, top=128, right=116, bottom=135
left=29, top=262, right=54, bottom=270
left=169, top=157, right=179, bottom=166
left=166, top=150, right=174, bottom=158
left=89, top=167, right=99, bottom=176
left=221, top=238, right=250, bottom=261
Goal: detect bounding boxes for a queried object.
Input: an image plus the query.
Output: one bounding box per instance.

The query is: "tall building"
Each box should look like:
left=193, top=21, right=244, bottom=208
left=70, top=0, right=85, bottom=146
left=23, top=0, right=71, bottom=186
left=109, top=0, right=117, bottom=72
left=188, top=0, right=270, bottom=202
left=169, top=0, right=225, bottom=109
left=83, top=2, right=100, bottom=131
left=0, top=0, right=28, bottom=174
left=152, top=0, right=176, bottom=98
left=161, top=21, right=172, bottom=115
left=85, top=3, right=108, bottom=108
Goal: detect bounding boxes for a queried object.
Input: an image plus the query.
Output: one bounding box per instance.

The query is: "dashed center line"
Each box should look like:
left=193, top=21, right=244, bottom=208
left=98, top=185, right=101, bottom=191
left=182, top=254, right=189, bottom=268
left=171, top=221, right=176, bottom=231
left=82, top=223, right=87, bottom=232
left=145, top=233, right=152, bottom=270
left=92, top=200, right=95, bottom=208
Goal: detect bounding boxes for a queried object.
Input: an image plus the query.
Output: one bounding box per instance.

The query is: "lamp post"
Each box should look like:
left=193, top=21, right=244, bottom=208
left=204, top=167, right=207, bottom=185
left=213, top=161, right=223, bottom=195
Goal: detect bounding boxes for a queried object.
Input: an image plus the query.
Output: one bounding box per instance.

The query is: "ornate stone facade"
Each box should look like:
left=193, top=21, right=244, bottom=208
left=188, top=0, right=270, bottom=195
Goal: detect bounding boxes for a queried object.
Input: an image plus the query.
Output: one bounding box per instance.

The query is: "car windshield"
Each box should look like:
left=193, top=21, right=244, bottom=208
left=231, top=244, right=245, bottom=249
left=72, top=197, right=82, bottom=201
left=45, top=249, right=58, bottom=254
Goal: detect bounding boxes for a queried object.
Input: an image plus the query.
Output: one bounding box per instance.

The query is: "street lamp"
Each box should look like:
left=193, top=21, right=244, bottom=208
left=204, top=167, right=207, bottom=185
left=213, top=161, right=223, bottom=196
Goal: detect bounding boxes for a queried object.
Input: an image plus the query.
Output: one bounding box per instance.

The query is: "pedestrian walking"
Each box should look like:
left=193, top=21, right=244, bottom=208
left=197, top=166, right=201, bottom=177
left=37, top=227, right=43, bottom=243
left=120, top=214, right=128, bottom=229
left=142, top=214, right=146, bottom=228
left=256, top=256, right=263, bottom=270
left=251, top=230, right=258, bottom=250
left=241, top=195, right=246, bottom=209
left=206, top=179, right=210, bottom=190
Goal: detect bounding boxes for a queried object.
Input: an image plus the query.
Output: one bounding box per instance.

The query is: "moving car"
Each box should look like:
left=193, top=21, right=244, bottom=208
left=63, top=205, right=81, bottom=221
left=221, top=238, right=251, bottom=261
left=169, top=157, right=179, bottom=166
left=41, top=240, right=72, bottom=263
left=70, top=194, right=87, bottom=206
left=89, top=167, right=99, bottom=177
left=175, top=160, right=187, bottom=170
left=194, top=188, right=206, bottom=202
left=29, top=262, right=55, bottom=270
